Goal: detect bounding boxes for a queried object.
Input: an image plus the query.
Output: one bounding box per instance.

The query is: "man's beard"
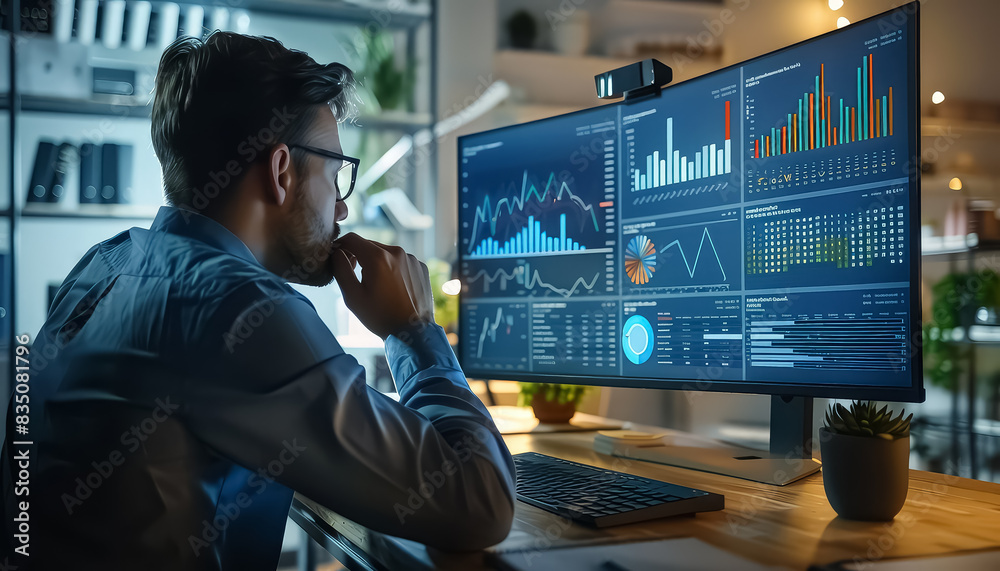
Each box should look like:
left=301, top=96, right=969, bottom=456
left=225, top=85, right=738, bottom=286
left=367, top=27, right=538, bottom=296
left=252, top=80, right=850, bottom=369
left=280, top=185, right=340, bottom=286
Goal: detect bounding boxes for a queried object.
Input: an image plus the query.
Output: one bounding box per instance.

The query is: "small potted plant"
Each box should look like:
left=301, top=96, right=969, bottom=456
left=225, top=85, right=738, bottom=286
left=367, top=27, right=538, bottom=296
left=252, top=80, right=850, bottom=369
left=518, top=383, right=588, bottom=424
left=820, top=400, right=913, bottom=521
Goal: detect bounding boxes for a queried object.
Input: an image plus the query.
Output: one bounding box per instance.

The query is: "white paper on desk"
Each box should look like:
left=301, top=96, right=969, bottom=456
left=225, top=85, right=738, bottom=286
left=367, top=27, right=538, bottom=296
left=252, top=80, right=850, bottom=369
left=492, top=537, right=781, bottom=571
left=838, top=549, right=1000, bottom=571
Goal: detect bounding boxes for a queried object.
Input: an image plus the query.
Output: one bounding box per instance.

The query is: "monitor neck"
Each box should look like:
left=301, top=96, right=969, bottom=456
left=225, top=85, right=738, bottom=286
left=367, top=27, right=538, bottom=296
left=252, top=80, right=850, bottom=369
left=770, top=395, right=814, bottom=459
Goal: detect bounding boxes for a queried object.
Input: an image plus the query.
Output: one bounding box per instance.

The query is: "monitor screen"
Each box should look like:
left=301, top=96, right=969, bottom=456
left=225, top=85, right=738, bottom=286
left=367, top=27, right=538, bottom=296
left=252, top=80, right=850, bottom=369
left=456, top=3, right=922, bottom=402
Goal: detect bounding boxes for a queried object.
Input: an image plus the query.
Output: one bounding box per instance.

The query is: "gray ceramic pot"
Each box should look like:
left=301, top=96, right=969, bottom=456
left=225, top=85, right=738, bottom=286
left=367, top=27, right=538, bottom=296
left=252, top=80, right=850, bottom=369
left=819, top=427, right=909, bottom=521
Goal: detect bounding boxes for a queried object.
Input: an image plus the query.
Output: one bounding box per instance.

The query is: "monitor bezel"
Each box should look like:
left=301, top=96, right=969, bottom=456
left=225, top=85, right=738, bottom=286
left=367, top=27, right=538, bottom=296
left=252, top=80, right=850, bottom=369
left=456, top=2, right=923, bottom=403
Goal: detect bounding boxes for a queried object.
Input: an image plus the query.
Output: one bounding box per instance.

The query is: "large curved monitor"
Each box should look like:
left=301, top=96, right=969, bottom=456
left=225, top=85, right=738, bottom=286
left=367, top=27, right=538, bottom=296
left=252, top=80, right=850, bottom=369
left=457, top=3, right=922, bottom=403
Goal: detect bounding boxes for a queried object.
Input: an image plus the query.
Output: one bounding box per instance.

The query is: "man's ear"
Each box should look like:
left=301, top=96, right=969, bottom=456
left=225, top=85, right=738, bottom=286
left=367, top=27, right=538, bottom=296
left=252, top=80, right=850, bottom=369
left=267, top=144, right=294, bottom=206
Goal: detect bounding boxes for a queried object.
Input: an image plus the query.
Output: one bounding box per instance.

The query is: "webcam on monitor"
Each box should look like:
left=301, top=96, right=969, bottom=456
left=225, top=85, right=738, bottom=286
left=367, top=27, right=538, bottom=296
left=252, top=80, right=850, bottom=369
left=594, top=58, right=672, bottom=101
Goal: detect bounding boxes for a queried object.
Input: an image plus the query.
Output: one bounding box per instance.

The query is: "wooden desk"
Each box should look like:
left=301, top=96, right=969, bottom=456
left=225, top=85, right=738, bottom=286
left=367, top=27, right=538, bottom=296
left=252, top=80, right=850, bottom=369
left=291, top=428, right=1000, bottom=570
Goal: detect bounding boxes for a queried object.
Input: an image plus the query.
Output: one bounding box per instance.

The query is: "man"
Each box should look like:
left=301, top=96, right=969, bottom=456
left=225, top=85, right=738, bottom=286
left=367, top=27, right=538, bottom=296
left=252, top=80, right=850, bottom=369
left=1, top=32, right=515, bottom=569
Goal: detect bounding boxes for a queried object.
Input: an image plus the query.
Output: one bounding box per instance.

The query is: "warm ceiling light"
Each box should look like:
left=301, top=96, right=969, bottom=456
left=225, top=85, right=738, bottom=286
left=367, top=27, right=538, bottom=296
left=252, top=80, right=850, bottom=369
left=837, top=17, right=850, bottom=28
left=829, top=0, right=845, bottom=10
left=441, top=279, right=462, bottom=296
left=949, top=177, right=963, bottom=191
left=932, top=91, right=946, bottom=104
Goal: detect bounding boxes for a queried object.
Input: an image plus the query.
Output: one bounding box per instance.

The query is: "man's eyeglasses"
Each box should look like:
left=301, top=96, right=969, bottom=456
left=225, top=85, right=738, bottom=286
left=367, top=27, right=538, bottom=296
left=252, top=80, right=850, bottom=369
left=289, top=144, right=360, bottom=201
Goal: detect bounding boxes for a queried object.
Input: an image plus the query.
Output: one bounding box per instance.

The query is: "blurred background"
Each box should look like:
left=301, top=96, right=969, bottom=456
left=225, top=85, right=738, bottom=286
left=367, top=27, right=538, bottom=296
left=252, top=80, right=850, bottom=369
left=2, top=0, right=999, bottom=565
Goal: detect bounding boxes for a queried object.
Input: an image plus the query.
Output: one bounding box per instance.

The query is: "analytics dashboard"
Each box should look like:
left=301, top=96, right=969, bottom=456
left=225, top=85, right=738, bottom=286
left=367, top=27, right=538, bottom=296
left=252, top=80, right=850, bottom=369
left=457, top=6, right=918, bottom=395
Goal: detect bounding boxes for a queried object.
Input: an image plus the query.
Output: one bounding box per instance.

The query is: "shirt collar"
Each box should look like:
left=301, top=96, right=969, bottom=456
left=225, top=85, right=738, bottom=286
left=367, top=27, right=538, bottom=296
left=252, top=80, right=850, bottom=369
left=150, top=206, right=263, bottom=268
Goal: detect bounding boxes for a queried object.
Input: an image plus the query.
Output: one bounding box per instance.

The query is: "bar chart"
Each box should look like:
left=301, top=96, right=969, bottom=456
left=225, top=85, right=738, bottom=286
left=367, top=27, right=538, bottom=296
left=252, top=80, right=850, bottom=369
left=750, top=55, right=894, bottom=160
left=745, top=289, right=910, bottom=382
left=470, top=214, right=588, bottom=257
left=466, top=170, right=604, bottom=258
left=629, top=100, right=733, bottom=192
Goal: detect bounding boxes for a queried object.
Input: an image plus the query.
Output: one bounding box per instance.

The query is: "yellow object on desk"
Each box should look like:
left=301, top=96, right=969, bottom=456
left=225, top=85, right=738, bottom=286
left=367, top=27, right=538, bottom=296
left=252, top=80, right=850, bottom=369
left=486, top=405, right=624, bottom=435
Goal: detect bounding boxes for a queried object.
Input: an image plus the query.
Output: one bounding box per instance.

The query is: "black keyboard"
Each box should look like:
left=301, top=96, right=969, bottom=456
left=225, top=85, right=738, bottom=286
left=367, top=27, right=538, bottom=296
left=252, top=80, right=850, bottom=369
left=512, top=452, right=724, bottom=528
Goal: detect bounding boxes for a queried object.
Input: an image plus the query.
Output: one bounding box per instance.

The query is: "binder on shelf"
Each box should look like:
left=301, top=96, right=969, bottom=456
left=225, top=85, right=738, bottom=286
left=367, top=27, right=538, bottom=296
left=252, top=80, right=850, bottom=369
left=27, top=140, right=60, bottom=203
left=102, top=0, right=127, bottom=49
left=156, top=3, right=182, bottom=51
left=50, top=143, right=77, bottom=202
left=100, top=143, right=134, bottom=204
left=79, top=143, right=103, bottom=204
left=77, top=0, right=99, bottom=45
left=53, top=0, right=75, bottom=43
left=127, top=1, right=153, bottom=51
left=182, top=4, right=205, bottom=38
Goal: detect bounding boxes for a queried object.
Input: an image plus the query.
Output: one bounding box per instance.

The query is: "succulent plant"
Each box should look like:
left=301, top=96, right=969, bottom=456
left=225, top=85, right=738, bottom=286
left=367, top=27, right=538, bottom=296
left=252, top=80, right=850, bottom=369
left=824, top=400, right=912, bottom=440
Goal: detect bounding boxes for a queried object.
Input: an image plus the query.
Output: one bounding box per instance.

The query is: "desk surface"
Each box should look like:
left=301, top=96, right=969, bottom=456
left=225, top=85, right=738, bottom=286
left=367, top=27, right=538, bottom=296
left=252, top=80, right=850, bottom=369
left=292, top=426, right=1000, bottom=571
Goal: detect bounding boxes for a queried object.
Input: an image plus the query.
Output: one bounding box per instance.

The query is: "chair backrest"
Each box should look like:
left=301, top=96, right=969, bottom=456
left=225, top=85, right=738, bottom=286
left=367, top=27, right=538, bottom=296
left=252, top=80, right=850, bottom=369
left=30, top=351, right=221, bottom=567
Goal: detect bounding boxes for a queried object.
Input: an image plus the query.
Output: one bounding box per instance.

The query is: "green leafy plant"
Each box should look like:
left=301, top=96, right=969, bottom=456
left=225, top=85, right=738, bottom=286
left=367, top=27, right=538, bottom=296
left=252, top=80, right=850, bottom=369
left=517, top=383, right=588, bottom=407
left=356, top=29, right=415, bottom=111
left=824, top=400, right=912, bottom=440
left=923, top=270, right=1000, bottom=390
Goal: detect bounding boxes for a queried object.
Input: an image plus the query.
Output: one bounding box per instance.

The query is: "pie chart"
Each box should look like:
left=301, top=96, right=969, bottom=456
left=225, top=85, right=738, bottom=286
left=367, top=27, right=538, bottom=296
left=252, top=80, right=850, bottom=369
left=622, top=315, right=654, bottom=364
left=625, top=235, right=656, bottom=285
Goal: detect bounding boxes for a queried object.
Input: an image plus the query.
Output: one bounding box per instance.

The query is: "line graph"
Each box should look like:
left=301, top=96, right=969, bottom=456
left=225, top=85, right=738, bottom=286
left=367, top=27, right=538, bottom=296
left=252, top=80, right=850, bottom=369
left=477, top=307, right=513, bottom=358
left=623, top=211, right=739, bottom=294
left=661, top=227, right=727, bottom=282
left=467, top=171, right=602, bottom=255
left=462, top=303, right=529, bottom=370
left=466, top=262, right=601, bottom=298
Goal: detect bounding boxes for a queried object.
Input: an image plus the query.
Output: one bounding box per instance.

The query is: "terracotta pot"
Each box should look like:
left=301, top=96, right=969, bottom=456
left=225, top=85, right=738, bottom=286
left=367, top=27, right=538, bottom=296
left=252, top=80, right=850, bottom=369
left=530, top=393, right=576, bottom=424
left=819, top=427, right=909, bottom=521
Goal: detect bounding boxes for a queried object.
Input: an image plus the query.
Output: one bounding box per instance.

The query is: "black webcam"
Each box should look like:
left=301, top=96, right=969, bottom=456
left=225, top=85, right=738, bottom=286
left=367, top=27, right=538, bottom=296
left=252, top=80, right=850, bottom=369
left=595, top=59, right=673, bottom=101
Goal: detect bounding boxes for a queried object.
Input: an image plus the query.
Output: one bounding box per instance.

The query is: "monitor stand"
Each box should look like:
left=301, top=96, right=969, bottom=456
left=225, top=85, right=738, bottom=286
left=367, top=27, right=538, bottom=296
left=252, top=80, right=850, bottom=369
left=596, top=395, right=821, bottom=486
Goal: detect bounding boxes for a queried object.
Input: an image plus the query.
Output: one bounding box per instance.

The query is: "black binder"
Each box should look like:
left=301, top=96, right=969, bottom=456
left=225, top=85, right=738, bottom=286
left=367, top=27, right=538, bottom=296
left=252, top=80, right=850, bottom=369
left=79, top=143, right=103, bottom=204
left=100, top=143, right=134, bottom=204
left=26, top=141, right=59, bottom=203
left=50, top=143, right=76, bottom=202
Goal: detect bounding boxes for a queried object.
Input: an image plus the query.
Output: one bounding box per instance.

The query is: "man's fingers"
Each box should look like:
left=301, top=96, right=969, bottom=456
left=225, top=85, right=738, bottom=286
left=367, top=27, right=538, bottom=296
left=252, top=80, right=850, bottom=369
left=331, top=248, right=362, bottom=299
left=333, top=232, right=386, bottom=262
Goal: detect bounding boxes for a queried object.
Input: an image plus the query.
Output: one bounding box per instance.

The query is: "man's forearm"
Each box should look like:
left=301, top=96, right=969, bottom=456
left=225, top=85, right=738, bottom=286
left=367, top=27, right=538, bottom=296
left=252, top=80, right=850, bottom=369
left=384, top=322, right=517, bottom=548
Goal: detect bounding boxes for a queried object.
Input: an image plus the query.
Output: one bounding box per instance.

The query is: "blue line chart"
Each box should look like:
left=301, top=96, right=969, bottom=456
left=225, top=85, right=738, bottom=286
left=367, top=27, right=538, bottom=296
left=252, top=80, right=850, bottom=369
left=468, top=171, right=601, bottom=254
left=467, top=262, right=601, bottom=298
left=477, top=307, right=513, bottom=358
left=661, top=227, right=728, bottom=281
left=625, top=216, right=739, bottom=294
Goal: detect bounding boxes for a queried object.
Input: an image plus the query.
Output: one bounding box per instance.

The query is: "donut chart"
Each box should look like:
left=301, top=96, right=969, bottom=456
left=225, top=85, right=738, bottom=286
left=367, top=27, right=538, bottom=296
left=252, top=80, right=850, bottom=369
left=625, top=235, right=656, bottom=285
left=622, top=315, right=654, bottom=364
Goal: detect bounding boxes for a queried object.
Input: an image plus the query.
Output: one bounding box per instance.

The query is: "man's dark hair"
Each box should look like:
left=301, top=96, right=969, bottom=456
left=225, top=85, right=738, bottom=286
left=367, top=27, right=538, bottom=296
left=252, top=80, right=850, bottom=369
left=151, top=31, right=357, bottom=212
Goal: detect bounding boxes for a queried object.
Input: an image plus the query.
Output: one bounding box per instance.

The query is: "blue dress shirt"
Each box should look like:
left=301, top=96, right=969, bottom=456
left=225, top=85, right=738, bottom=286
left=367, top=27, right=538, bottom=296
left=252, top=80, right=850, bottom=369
left=1, top=206, right=516, bottom=569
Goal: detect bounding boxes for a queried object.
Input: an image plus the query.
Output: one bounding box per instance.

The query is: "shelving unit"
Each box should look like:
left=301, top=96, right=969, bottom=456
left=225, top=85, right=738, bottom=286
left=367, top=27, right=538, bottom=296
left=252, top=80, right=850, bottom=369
left=921, top=234, right=1000, bottom=481
left=3, top=0, right=439, bottom=566
left=1, top=0, right=439, bottom=448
